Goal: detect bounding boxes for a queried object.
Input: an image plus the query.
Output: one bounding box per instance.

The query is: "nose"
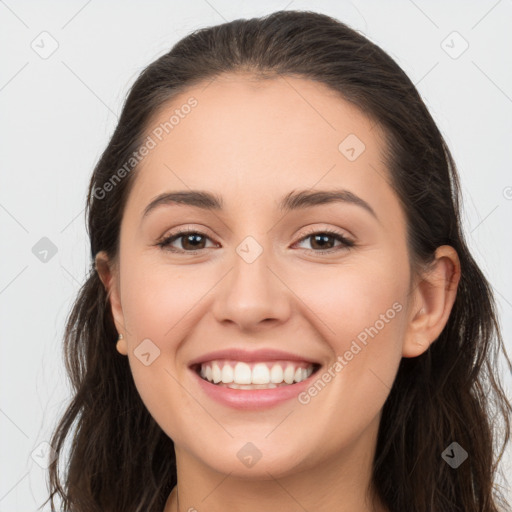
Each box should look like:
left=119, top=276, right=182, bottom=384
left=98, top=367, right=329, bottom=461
left=210, top=241, right=292, bottom=333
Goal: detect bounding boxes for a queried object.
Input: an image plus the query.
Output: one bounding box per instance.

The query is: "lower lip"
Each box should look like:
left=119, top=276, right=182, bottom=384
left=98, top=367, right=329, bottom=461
left=190, top=366, right=319, bottom=410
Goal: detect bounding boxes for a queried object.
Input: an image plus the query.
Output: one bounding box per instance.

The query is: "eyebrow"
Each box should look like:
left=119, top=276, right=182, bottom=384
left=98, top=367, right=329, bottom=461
left=142, top=188, right=378, bottom=220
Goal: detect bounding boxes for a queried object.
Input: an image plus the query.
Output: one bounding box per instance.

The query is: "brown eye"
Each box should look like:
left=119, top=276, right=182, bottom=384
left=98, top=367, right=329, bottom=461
left=295, top=230, right=355, bottom=253
left=157, top=230, right=215, bottom=253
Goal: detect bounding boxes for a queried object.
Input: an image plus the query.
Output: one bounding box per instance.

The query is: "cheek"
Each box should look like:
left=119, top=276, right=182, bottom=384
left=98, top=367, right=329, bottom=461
left=290, top=253, right=408, bottom=350
left=116, top=260, right=198, bottom=415
left=120, top=259, right=201, bottom=341
left=289, top=258, right=407, bottom=428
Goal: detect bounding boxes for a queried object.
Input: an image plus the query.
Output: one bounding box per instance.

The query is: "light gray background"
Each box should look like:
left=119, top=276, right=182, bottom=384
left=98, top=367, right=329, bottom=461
left=1, top=1, right=511, bottom=510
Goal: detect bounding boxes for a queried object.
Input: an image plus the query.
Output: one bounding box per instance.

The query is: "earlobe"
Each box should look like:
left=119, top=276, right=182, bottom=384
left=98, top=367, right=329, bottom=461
left=94, top=251, right=127, bottom=355
left=116, top=333, right=128, bottom=356
left=402, top=245, right=461, bottom=358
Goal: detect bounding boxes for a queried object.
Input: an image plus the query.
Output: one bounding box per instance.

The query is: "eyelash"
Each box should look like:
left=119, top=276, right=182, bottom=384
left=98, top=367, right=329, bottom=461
left=156, top=226, right=355, bottom=255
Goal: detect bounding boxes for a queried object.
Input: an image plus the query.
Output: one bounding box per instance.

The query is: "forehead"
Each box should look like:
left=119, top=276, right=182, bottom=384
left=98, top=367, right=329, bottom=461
left=125, top=73, right=401, bottom=226
left=142, top=73, right=378, bottom=172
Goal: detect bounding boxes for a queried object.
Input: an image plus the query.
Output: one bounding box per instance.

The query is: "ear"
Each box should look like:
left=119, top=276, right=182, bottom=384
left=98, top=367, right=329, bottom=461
left=95, top=250, right=128, bottom=356
left=402, top=245, right=461, bottom=358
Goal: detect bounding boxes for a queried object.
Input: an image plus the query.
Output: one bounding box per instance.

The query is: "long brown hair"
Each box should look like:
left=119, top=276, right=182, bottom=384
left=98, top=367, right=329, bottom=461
left=43, top=10, right=512, bottom=511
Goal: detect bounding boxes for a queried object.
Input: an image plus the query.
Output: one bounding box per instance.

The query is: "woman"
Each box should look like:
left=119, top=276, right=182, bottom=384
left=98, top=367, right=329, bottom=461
left=44, top=10, right=512, bottom=512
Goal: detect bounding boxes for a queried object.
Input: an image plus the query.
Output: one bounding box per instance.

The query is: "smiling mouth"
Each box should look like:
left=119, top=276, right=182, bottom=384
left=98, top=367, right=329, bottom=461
left=192, top=360, right=321, bottom=390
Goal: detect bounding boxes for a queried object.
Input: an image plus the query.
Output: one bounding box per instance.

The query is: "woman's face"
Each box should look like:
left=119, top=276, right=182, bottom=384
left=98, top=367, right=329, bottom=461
left=98, top=74, right=426, bottom=479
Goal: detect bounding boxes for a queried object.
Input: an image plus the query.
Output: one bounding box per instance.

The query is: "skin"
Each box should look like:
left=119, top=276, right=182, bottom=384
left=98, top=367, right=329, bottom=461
left=95, top=73, right=460, bottom=512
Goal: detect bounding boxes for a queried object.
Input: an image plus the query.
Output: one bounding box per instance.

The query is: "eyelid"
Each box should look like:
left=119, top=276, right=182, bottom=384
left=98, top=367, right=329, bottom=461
left=157, top=225, right=217, bottom=249
left=296, top=225, right=353, bottom=241
left=159, top=224, right=215, bottom=241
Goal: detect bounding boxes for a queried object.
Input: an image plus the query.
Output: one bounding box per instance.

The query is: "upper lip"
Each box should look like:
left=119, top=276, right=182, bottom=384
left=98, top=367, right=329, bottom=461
left=188, top=348, right=322, bottom=367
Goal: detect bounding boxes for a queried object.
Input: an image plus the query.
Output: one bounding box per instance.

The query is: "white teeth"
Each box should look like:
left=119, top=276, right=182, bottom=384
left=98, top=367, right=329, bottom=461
left=234, top=362, right=252, bottom=384
left=198, top=359, right=317, bottom=387
left=294, top=367, right=309, bottom=383
left=212, top=362, right=222, bottom=384
left=270, top=364, right=284, bottom=383
left=252, top=363, right=270, bottom=384
left=221, top=364, right=233, bottom=383
left=283, top=364, right=295, bottom=384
